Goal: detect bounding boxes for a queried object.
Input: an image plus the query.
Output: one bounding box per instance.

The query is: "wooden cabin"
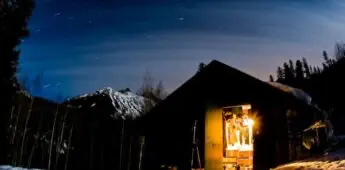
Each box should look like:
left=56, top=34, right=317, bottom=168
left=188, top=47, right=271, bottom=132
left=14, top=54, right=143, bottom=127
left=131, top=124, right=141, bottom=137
left=137, top=60, right=317, bottom=170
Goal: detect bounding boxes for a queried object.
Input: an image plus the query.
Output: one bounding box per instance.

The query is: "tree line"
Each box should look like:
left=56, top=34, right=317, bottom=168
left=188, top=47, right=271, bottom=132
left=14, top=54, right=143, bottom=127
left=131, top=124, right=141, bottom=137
left=270, top=43, right=345, bottom=134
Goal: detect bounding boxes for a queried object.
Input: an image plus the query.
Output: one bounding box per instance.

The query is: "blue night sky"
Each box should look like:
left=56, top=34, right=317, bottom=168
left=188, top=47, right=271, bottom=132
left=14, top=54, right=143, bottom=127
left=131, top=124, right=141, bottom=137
left=19, top=0, right=345, bottom=100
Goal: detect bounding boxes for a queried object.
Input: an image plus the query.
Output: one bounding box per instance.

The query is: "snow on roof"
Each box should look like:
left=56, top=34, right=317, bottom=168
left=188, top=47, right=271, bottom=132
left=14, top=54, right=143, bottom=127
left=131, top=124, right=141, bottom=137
left=273, top=148, right=345, bottom=170
left=267, top=82, right=312, bottom=105
left=74, top=87, right=147, bottom=119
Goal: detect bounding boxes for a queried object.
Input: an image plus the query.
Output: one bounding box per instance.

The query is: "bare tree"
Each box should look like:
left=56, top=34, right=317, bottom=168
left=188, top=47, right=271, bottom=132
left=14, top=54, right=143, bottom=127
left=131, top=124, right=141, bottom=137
left=64, top=125, right=74, bottom=170
left=127, top=136, right=132, bottom=170
left=138, top=71, right=156, bottom=113
left=155, top=80, right=167, bottom=100
left=138, top=136, right=145, bottom=170
left=28, top=112, right=44, bottom=168
left=119, top=119, right=125, bottom=170
left=19, top=98, right=35, bottom=166
left=138, top=70, right=155, bottom=97
left=48, top=105, right=60, bottom=170
left=138, top=71, right=168, bottom=113
left=55, top=108, right=69, bottom=168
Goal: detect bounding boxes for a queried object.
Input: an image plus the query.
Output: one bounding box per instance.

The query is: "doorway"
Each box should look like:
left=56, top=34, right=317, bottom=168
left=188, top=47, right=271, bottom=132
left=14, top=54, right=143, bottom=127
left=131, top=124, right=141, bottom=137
left=222, top=104, right=254, bottom=170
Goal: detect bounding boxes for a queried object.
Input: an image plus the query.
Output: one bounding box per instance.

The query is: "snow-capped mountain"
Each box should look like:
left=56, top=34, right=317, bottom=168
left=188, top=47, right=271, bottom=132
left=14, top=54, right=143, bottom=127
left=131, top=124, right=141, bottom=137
left=67, top=87, right=149, bottom=119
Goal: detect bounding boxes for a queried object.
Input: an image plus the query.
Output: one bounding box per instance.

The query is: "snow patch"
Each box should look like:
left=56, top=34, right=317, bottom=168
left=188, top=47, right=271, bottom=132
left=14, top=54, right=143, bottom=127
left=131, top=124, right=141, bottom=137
left=273, top=148, right=345, bottom=170
left=0, top=165, right=41, bottom=170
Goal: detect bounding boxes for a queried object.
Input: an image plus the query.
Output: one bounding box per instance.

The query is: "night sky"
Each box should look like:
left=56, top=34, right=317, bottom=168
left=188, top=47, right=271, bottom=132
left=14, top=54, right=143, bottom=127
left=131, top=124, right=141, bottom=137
left=19, top=0, right=345, bottom=100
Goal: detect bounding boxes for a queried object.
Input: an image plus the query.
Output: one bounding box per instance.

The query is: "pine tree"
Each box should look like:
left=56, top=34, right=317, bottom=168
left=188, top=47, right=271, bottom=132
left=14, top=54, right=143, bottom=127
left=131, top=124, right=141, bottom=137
left=295, top=60, right=304, bottom=88
left=302, top=58, right=311, bottom=78
left=269, top=75, right=274, bottom=82
left=317, top=67, right=322, bottom=74
left=323, top=50, right=331, bottom=68
left=283, top=62, right=294, bottom=85
left=198, top=63, right=205, bottom=73
left=287, top=60, right=296, bottom=86
left=313, top=67, right=318, bottom=75
left=2, top=0, right=35, bottom=164
left=334, top=43, right=345, bottom=61
left=289, top=60, right=296, bottom=78
left=276, top=67, right=284, bottom=82
left=309, top=66, right=313, bottom=75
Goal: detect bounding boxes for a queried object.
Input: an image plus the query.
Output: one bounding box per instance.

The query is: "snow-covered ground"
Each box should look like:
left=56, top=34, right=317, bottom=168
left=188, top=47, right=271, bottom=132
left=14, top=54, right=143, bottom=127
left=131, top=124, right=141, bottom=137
left=72, top=87, right=148, bottom=119
left=0, top=165, right=41, bottom=170
left=273, top=148, right=345, bottom=170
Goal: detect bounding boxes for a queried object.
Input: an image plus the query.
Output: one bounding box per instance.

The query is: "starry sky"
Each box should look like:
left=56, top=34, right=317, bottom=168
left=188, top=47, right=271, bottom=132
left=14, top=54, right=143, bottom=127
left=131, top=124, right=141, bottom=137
left=19, top=0, right=345, bottom=100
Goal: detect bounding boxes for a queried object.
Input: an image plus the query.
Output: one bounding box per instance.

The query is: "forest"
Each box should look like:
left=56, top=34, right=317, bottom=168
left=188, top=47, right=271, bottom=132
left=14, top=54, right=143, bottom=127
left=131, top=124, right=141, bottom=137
left=269, top=44, right=345, bottom=135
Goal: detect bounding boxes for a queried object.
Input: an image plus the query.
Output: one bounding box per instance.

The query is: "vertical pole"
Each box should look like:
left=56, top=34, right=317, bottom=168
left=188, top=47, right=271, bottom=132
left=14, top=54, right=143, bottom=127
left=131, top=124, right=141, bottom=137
left=191, top=120, right=197, bottom=168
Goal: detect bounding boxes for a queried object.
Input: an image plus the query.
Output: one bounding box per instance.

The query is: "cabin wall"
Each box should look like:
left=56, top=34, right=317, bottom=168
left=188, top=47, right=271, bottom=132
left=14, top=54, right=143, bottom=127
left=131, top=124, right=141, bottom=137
left=141, top=106, right=206, bottom=170
left=204, top=107, right=223, bottom=170
left=253, top=105, right=289, bottom=170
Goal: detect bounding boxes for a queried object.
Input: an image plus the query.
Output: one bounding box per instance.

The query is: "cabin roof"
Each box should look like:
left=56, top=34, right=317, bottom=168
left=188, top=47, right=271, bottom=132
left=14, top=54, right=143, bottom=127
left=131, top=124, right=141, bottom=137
left=137, top=60, right=307, bottom=133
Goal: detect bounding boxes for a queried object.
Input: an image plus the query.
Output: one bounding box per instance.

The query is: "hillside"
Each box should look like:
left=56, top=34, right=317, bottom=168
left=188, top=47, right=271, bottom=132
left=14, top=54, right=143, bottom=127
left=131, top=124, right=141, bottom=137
left=6, top=88, right=151, bottom=170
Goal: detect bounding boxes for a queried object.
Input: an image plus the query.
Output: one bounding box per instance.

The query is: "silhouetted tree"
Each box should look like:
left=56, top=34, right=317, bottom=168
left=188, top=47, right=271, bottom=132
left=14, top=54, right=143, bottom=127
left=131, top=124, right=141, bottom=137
left=138, top=71, right=155, bottom=112
left=317, top=67, right=322, bottom=74
left=302, top=58, right=311, bottom=78
left=334, top=43, right=345, bottom=60
left=289, top=60, right=295, bottom=76
left=283, top=62, right=294, bottom=85
left=295, top=60, right=304, bottom=88
left=198, top=62, right=205, bottom=73
left=322, top=50, right=333, bottom=69
left=276, top=67, right=284, bottom=82
left=2, top=0, right=35, bottom=164
left=138, top=71, right=167, bottom=112
left=269, top=75, right=274, bottom=82
left=272, top=43, right=345, bottom=134
left=155, top=80, right=167, bottom=100
left=309, top=66, right=313, bottom=75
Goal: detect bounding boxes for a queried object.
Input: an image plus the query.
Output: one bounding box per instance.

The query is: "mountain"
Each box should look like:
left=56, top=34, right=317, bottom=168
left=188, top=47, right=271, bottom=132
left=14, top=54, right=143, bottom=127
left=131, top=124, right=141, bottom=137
left=66, top=87, right=148, bottom=120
